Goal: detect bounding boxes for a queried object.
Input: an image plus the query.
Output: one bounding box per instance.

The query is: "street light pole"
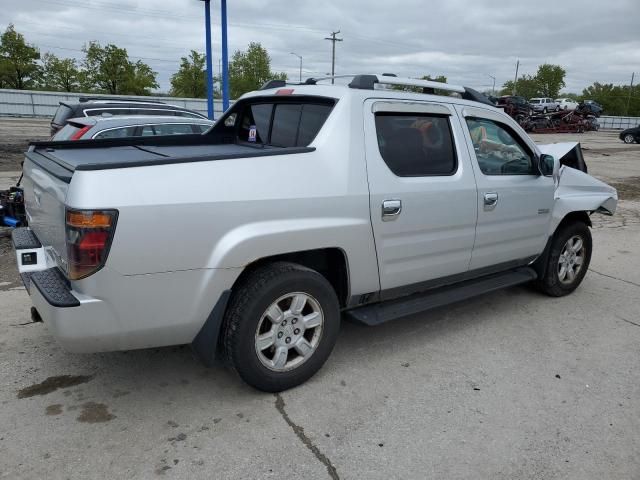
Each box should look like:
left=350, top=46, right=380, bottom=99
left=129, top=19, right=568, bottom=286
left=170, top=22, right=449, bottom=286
left=202, top=0, right=214, bottom=119
left=290, top=52, right=302, bottom=82
left=512, top=59, right=520, bottom=96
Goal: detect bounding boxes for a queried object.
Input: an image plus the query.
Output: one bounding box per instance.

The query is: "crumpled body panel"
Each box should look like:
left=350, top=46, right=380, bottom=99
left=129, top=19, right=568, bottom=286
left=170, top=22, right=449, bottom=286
left=550, top=165, right=618, bottom=234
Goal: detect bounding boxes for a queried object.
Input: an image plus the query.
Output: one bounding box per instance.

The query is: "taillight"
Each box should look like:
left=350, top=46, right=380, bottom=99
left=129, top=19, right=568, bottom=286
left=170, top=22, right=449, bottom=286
left=65, top=209, right=118, bottom=280
left=69, top=125, right=92, bottom=141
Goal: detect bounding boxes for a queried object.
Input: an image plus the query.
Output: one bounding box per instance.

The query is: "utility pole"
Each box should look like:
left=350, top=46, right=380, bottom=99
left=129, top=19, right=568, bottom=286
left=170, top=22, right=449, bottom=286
left=625, top=72, right=635, bottom=116
left=488, top=74, right=496, bottom=96
left=512, top=59, right=519, bottom=96
left=290, top=52, right=302, bottom=82
left=324, top=30, right=343, bottom=84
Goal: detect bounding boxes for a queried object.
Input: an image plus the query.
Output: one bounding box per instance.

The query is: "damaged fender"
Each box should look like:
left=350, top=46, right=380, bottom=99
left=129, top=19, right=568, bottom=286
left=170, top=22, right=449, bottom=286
left=549, top=166, right=618, bottom=235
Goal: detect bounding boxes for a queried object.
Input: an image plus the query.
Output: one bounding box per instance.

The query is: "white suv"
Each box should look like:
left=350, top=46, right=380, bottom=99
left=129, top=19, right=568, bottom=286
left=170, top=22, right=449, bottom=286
left=529, top=98, right=559, bottom=114
left=556, top=98, right=579, bottom=111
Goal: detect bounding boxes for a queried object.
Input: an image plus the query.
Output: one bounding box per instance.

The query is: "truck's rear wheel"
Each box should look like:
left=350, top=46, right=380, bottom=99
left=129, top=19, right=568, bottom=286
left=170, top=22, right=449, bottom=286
left=536, top=222, right=592, bottom=297
left=221, top=262, right=340, bottom=392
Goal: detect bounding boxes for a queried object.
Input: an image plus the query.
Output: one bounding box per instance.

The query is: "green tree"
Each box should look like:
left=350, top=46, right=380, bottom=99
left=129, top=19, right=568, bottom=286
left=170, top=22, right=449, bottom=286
left=170, top=50, right=207, bottom=98
left=535, top=63, right=566, bottom=98
left=501, top=64, right=566, bottom=100
left=0, top=24, right=40, bottom=89
left=582, top=82, right=640, bottom=116
left=501, top=74, right=539, bottom=99
left=123, top=60, right=159, bottom=95
left=82, top=41, right=157, bottom=95
left=228, top=42, right=286, bottom=98
left=40, top=53, right=80, bottom=92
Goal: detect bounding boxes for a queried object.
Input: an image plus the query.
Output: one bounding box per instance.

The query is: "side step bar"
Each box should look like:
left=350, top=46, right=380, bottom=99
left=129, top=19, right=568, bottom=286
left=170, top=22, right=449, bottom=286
left=346, top=267, right=537, bottom=326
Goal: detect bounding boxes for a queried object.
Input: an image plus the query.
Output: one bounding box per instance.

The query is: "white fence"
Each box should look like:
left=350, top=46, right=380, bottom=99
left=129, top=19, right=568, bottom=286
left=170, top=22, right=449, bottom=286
left=2, top=88, right=639, bottom=129
left=597, top=116, right=640, bottom=130
left=0, top=88, right=224, bottom=119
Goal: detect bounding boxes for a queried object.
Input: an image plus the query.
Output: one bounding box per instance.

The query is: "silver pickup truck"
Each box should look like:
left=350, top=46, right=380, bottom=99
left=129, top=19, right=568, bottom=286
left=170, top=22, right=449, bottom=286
left=12, top=74, right=617, bottom=392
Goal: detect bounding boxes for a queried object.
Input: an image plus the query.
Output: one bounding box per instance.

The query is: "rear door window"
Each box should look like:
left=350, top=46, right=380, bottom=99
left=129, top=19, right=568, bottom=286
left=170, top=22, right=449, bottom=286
left=374, top=113, right=457, bottom=176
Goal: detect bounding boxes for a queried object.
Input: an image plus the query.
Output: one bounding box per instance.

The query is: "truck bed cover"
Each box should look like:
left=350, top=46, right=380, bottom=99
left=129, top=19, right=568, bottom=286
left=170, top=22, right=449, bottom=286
left=27, top=136, right=313, bottom=182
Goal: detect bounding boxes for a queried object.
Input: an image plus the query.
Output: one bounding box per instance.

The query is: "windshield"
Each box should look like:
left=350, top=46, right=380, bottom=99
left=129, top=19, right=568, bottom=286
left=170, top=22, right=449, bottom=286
left=530, top=99, right=540, bottom=104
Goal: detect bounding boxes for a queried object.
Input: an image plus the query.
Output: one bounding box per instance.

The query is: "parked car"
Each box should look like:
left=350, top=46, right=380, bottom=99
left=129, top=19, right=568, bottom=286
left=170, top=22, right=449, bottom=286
left=495, top=95, right=530, bottom=121
left=578, top=100, right=603, bottom=117
left=52, top=116, right=213, bottom=141
left=555, top=98, right=579, bottom=111
left=619, top=126, right=640, bottom=144
left=13, top=74, right=617, bottom=392
left=529, top=97, right=559, bottom=114
left=50, top=98, right=207, bottom=136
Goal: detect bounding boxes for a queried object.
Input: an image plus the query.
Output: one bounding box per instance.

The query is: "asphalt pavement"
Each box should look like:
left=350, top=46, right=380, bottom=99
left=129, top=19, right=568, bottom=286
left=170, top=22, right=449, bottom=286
left=0, top=127, right=639, bottom=479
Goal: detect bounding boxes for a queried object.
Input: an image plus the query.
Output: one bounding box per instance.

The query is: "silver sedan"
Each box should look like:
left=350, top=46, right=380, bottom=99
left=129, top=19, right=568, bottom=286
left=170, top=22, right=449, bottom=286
left=52, top=115, right=214, bottom=141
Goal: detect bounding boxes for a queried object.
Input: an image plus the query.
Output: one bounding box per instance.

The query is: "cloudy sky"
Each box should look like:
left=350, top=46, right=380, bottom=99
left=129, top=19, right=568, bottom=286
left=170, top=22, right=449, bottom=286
left=1, top=0, right=638, bottom=94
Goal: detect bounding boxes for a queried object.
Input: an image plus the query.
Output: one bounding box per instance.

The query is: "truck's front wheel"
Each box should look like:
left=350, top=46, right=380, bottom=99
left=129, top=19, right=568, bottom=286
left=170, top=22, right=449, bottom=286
left=222, top=262, right=340, bottom=392
left=536, top=222, right=592, bottom=297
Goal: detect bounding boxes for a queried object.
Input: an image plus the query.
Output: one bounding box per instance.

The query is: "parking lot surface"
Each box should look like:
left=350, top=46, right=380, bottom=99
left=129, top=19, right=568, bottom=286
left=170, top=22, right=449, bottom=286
left=1, top=120, right=639, bottom=479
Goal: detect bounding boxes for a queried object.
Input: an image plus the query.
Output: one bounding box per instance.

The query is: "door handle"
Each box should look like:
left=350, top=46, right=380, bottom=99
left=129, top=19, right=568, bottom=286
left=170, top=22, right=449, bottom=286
left=483, top=192, right=498, bottom=209
left=382, top=199, right=402, bottom=220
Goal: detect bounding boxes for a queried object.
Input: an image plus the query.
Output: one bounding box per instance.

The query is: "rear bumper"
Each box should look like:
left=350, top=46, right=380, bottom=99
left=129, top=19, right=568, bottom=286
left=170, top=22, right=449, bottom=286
left=13, top=227, right=241, bottom=354
left=29, top=276, right=117, bottom=352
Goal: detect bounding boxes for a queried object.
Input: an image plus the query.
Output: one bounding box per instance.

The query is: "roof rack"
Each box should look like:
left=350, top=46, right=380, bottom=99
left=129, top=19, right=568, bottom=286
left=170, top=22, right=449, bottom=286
left=78, top=96, right=167, bottom=105
left=303, top=73, right=495, bottom=107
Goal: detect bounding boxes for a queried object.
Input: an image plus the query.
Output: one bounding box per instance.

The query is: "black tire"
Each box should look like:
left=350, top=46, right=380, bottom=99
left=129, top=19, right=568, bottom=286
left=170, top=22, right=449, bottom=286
left=535, top=222, right=592, bottom=297
left=623, top=134, right=635, bottom=144
left=543, top=107, right=548, bottom=114
left=221, top=262, right=340, bottom=392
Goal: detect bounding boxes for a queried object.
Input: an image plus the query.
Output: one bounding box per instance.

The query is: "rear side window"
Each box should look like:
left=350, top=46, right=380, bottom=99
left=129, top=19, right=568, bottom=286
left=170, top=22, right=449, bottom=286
left=236, top=101, right=333, bottom=147
left=53, top=123, right=83, bottom=140
left=374, top=113, right=457, bottom=176
left=93, top=126, right=137, bottom=139
left=52, top=104, right=73, bottom=125
left=85, top=108, right=130, bottom=117
left=152, top=123, right=198, bottom=136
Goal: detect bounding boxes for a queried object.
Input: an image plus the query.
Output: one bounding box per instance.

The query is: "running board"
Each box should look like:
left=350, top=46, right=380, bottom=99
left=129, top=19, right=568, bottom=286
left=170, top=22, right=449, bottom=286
left=346, top=267, right=537, bottom=326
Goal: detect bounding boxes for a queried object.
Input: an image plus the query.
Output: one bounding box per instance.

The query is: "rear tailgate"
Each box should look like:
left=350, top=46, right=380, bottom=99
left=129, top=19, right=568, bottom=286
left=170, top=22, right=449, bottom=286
left=22, top=150, right=72, bottom=273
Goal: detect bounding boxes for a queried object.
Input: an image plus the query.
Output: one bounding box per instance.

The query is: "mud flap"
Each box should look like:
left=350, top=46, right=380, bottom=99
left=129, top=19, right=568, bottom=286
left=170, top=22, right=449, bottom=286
left=191, top=290, right=231, bottom=367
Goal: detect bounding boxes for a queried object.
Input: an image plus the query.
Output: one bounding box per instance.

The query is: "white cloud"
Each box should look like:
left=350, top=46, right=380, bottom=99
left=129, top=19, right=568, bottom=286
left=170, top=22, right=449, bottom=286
left=1, top=0, right=637, bottom=94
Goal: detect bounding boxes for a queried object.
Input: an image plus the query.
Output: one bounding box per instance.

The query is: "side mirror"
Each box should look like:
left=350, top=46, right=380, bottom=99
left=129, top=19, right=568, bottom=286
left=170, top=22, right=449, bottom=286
left=539, top=154, right=560, bottom=181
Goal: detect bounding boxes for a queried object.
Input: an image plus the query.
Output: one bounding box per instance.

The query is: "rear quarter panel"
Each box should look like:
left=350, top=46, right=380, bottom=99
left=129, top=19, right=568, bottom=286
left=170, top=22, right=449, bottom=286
left=66, top=94, right=381, bottom=298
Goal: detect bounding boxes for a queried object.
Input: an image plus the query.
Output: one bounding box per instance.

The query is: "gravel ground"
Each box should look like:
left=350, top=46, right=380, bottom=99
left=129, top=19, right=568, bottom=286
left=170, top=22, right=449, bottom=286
left=0, top=119, right=639, bottom=479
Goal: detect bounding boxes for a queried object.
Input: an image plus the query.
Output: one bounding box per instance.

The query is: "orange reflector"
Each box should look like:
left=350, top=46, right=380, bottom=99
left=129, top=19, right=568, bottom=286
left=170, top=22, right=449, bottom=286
left=276, top=89, right=294, bottom=95
left=66, top=210, right=113, bottom=228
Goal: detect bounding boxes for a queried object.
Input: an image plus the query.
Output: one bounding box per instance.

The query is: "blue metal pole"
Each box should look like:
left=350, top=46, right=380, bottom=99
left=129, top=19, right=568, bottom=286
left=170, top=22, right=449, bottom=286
left=221, top=0, right=230, bottom=111
left=204, top=0, right=214, bottom=119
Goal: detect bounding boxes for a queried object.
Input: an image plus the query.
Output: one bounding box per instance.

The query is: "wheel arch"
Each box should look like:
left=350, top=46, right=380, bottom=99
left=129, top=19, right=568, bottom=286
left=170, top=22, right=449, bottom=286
left=533, top=211, right=591, bottom=279
left=191, top=247, right=350, bottom=368
left=231, top=247, right=350, bottom=308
